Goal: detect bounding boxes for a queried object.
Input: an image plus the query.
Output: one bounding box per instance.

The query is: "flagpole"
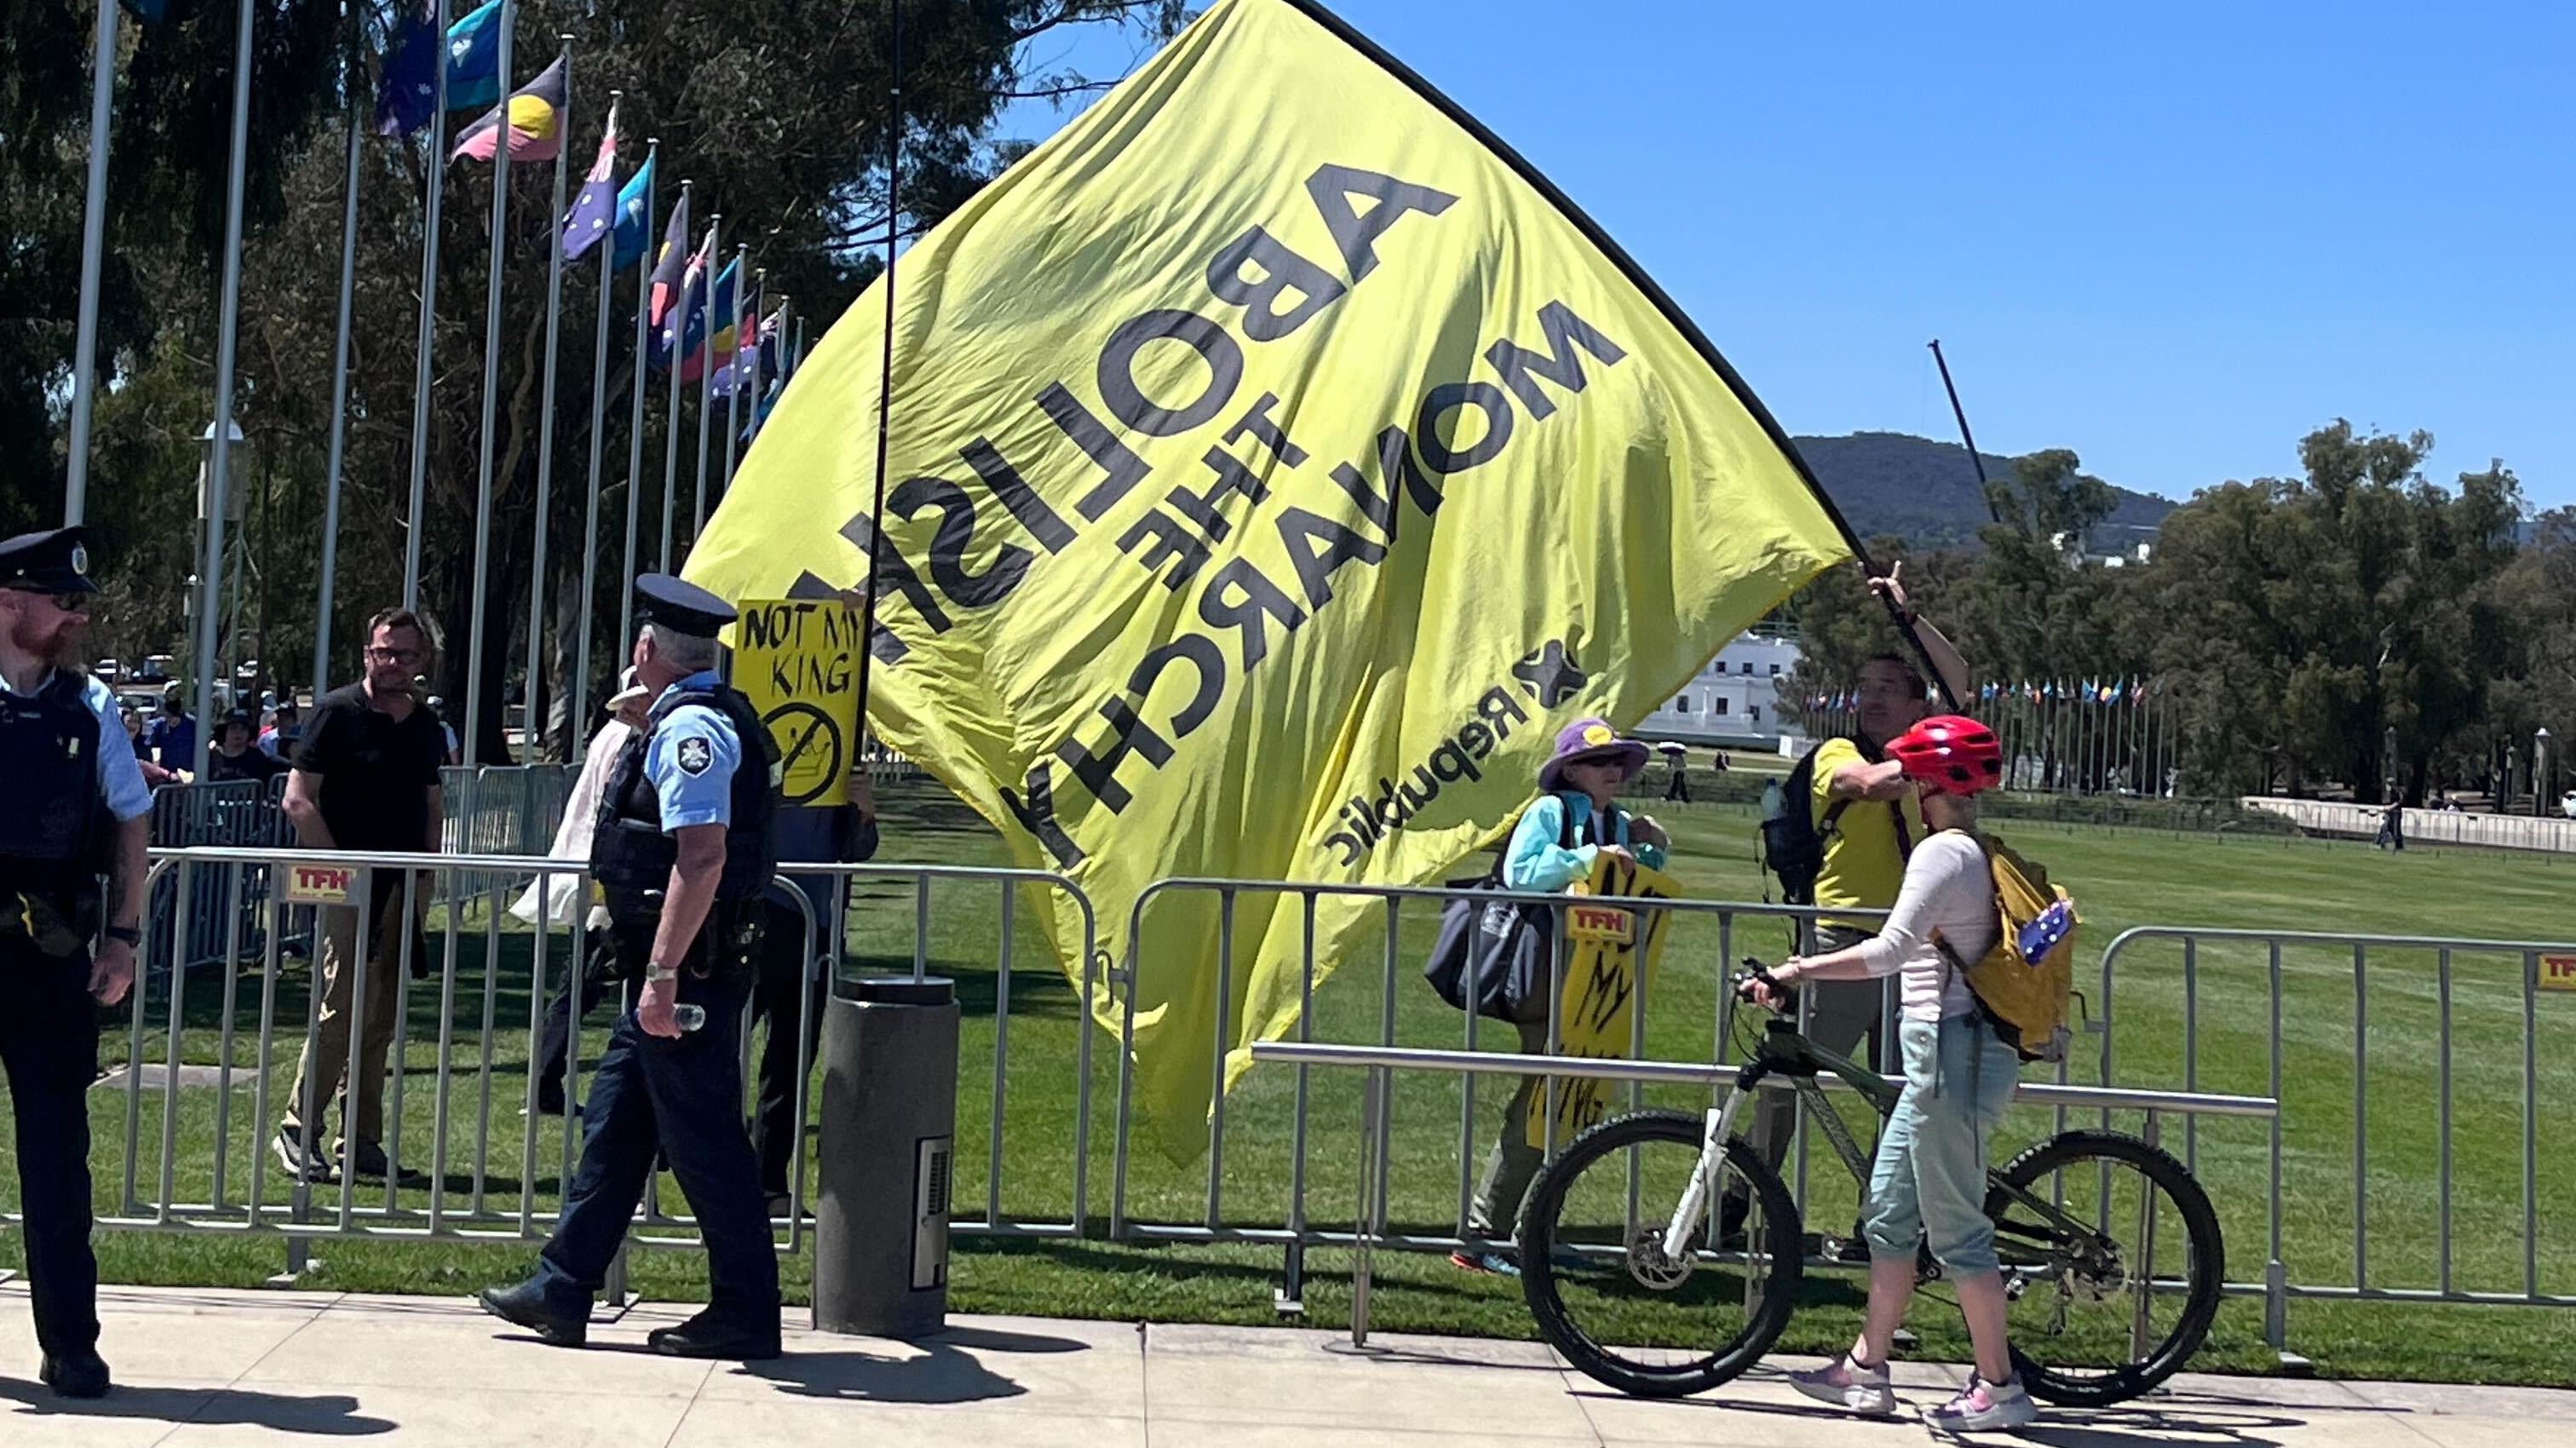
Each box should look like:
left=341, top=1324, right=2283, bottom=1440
left=522, top=32, right=573, bottom=761
left=719, top=255, right=751, bottom=498
left=578, top=97, right=625, bottom=741
left=461, top=3, right=513, bottom=770
left=313, top=0, right=367, bottom=708
left=658, top=181, right=691, bottom=572
left=191, top=0, right=256, bottom=781
left=620, top=146, right=661, bottom=641
left=852, top=0, right=904, bottom=742
left=403, top=0, right=452, bottom=609
left=690, top=215, right=723, bottom=545
left=62, top=0, right=123, bottom=524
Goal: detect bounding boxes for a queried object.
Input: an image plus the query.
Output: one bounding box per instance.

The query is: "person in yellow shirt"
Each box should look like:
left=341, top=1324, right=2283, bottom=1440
left=1734, top=565, right=1969, bottom=1241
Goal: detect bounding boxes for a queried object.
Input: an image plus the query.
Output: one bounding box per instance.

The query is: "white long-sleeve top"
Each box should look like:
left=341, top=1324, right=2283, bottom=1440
left=1851, top=830, right=1998, bottom=1021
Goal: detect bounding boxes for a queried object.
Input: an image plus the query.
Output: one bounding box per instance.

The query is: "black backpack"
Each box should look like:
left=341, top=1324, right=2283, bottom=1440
left=1423, top=802, right=1594, bottom=1022
left=1759, top=734, right=1902, bottom=905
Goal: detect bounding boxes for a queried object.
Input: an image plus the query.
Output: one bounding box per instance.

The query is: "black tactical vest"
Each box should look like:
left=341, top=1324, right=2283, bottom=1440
left=590, top=678, right=780, bottom=902
left=0, top=668, right=106, bottom=914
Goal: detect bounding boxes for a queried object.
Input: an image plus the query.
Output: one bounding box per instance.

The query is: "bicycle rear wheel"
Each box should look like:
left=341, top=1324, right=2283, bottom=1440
left=1987, top=1129, right=2225, bottom=1406
left=1519, top=1109, right=1802, bottom=1399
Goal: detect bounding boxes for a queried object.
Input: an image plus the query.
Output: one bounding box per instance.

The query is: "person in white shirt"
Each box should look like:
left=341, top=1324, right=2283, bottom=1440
left=1746, top=714, right=2035, bottom=1433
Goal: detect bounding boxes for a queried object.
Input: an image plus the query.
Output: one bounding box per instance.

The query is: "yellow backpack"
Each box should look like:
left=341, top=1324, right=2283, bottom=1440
left=1935, top=834, right=2080, bottom=1063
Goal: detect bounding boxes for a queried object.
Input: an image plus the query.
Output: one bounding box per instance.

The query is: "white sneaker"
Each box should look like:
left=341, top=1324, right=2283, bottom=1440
left=1786, top=1353, right=1897, bottom=1416
left=1926, top=1372, right=2037, bottom=1433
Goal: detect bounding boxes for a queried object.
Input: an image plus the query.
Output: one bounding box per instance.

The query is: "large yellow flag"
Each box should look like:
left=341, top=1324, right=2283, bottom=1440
left=687, top=0, right=1858, bottom=1156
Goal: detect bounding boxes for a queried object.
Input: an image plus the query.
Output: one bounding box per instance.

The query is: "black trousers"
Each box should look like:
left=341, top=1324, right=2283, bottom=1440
left=751, top=897, right=825, bottom=1199
left=0, top=937, right=101, bottom=1358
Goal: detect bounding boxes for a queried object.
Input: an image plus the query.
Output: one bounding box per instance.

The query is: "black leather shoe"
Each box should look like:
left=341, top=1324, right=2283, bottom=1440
left=647, top=1309, right=780, bottom=1361
left=476, top=1280, right=588, bottom=1347
left=40, top=1351, right=111, bottom=1399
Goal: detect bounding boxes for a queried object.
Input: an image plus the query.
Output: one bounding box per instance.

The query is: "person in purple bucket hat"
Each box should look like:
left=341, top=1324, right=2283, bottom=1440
left=1452, top=717, right=1670, bottom=1276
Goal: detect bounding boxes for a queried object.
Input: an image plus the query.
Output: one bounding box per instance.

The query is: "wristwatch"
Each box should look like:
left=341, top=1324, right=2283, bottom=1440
left=104, top=925, right=141, bottom=948
left=645, top=960, right=678, bottom=985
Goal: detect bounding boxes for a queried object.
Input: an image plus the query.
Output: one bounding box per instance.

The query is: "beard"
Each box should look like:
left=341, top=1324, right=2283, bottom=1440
left=7, top=612, right=84, bottom=670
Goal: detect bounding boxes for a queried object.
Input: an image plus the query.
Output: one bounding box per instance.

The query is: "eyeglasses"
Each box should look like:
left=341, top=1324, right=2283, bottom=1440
left=7, top=588, right=89, bottom=615
left=365, top=646, right=423, bottom=664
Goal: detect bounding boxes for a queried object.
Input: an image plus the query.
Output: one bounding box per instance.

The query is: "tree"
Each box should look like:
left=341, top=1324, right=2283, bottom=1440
left=41, top=0, right=1186, bottom=761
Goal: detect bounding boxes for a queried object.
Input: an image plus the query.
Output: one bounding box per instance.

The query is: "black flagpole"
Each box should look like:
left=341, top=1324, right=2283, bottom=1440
left=850, top=1, right=902, bottom=759
left=1929, top=339, right=2004, bottom=527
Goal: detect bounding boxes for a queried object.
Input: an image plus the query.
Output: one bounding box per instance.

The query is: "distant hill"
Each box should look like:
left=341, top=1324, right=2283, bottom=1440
left=1789, top=431, right=2175, bottom=550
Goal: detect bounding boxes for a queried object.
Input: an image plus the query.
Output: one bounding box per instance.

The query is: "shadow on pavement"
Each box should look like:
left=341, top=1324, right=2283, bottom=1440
left=726, top=1324, right=1095, bottom=1405
left=2004, top=1405, right=2309, bottom=1447
left=0, top=1380, right=396, bottom=1436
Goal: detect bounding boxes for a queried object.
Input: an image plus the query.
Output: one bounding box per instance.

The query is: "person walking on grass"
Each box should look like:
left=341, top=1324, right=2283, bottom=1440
left=1745, top=714, right=2035, bottom=1433
left=1452, top=718, right=1670, bottom=1276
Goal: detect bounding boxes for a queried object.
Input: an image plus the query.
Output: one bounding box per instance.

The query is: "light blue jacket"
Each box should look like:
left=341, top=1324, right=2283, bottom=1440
left=1503, top=790, right=1667, bottom=893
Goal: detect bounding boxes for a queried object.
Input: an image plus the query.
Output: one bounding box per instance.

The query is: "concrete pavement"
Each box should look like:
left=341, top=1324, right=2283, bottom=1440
left=2, top=1283, right=2568, bottom=1446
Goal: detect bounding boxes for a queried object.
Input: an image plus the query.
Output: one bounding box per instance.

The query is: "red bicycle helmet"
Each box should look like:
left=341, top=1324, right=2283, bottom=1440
left=1888, top=714, right=2003, bottom=796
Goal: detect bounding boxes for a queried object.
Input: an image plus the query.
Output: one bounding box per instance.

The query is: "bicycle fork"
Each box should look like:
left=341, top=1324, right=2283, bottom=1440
left=1659, top=1076, right=1756, bottom=1261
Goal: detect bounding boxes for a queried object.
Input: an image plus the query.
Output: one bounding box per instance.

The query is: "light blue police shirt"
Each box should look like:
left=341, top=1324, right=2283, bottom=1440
left=645, top=669, right=740, bottom=830
left=3, top=672, right=155, bottom=825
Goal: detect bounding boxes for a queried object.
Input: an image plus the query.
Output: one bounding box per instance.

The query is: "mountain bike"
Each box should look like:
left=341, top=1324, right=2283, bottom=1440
left=1517, top=961, right=2222, bottom=1406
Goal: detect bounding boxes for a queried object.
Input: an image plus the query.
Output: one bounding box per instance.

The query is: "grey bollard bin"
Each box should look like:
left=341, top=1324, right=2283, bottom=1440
left=813, top=974, right=959, bottom=1340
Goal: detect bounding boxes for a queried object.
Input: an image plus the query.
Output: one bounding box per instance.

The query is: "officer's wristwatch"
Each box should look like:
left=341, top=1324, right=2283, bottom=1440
left=645, top=960, right=678, bottom=985
left=104, top=925, right=141, bottom=948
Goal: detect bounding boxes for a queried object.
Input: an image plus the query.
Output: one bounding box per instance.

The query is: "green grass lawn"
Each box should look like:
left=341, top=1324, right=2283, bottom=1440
left=6, top=781, right=2572, bottom=1388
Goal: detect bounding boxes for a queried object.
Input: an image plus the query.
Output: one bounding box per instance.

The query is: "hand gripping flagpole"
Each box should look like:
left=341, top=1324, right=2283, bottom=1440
left=578, top=98, right=628, bottom=740
left=404, top=0, right=452, bottom=608
left=851, top=0, right=903, bottom=755
left=524, top=33, right=573, bottom=761
left=314, top=0, right=368, bottom=707
left=461, top=2, right=513, bottom=769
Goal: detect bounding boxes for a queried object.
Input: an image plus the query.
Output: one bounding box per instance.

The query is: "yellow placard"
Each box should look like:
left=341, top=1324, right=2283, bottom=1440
left=2542, top=955, right=2576, bottom=993
left=731, top=599, right=860, bottom=807
left=685, top=0, right=1852, bottom=1157
left=1526, top=854, right=1682, bottom=1150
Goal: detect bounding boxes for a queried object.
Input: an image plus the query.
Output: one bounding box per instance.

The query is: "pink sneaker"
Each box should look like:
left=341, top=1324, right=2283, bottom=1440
left=1927, top=1372, right=2036, bottom=1433
left=1786, top=1353, right=1896, bottom=1416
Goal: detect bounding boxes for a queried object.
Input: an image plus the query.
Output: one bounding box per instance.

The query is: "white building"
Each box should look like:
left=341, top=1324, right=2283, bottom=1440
left=1636, top=629, right=1800, bottom=750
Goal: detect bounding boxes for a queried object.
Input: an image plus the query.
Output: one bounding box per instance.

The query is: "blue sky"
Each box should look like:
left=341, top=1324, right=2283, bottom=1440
left=1001, top=1, right=2573, bottom=511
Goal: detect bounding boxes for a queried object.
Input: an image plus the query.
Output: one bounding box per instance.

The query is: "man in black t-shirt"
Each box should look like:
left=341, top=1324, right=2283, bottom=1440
left=273, top=609, right=448, bottom=1184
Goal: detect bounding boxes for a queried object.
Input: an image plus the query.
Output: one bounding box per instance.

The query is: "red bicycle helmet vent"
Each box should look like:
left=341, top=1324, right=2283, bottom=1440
left=1888, top=714, right=2004, bottom=796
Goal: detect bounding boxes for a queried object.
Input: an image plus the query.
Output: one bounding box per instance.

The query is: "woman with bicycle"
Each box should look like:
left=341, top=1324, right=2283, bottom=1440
left=1744, top=714, right=2033, bottom=1431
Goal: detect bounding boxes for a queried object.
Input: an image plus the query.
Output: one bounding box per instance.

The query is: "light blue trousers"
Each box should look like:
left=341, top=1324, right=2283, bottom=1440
left=1863, top=1012, right=2021, bottom=1277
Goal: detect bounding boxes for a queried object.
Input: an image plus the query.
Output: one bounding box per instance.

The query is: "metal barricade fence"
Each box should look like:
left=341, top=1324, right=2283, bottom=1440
left=147, top=778, right=293, bottom=970
left=2093, top=926, right=2576, bottom=1359
left=82, top=846, right=1098, bottom=1280
left=1106, top=879, right=1985, bottom=1289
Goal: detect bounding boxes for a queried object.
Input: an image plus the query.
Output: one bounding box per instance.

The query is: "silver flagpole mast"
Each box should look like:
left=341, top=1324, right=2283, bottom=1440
left=314, top=0, right=367, bottom=707
left=522, top=33, right=573, bottom=761
left=403, top=0, right=452, bottom=608
left=690, top=215, right=723, bottom=546
left=461, top=3, right=513, bottom=770
left=63, top=0, right=122, bottom=524
left=658, top=181, right=691, bottom=572
left=618, top=145, right=659, bottom=644
left=577, top=98, right=625, bottom=742
left=193, top=0, right=256, bottom=781
left=719, top=255, right=751, bottom=498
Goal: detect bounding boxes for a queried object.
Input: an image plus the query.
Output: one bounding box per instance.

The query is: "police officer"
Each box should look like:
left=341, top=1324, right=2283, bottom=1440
left=480, top=575, right=784, bottom=1359
left=0, top=527, right=149, bottom=1399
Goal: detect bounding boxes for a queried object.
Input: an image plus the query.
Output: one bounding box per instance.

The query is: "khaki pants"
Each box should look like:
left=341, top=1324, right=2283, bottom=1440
left=282, top=871, right=425, bottom=1152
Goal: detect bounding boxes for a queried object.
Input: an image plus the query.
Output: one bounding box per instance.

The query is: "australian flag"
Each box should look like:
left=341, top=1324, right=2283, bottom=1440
left=377, top=3, right=440, bottom=135
left=561, top=98, right=622, bottom=261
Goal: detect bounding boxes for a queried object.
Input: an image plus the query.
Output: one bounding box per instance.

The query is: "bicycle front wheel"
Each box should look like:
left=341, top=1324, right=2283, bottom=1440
left=1987, top=1129, right=2225, bottom=1406
left=1519, top=1109, right=1803, bottom=1399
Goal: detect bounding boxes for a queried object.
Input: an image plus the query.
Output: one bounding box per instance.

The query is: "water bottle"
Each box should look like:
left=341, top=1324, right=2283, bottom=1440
left=672, top=1003, right=706, bottom=1032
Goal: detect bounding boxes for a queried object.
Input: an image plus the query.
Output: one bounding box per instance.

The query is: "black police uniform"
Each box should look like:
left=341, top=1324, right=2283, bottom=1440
left=0, top=527, right=135, bottom=1397
left=480, top=575, right=784, bottom=1359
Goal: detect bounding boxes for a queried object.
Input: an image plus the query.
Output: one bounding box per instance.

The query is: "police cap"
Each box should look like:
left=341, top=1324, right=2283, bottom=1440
left=0, top=526, right=99, bottom=595
left=633, top=573, right=734, bottom=640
